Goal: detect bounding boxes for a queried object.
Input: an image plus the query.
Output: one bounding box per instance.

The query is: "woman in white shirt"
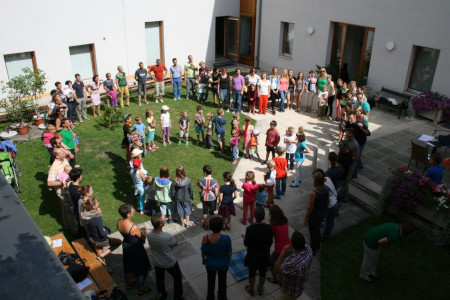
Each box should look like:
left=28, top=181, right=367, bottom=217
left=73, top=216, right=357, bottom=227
left=325, top=75, right=335, bottom=120
left=257, top=72, right=271, bottom=115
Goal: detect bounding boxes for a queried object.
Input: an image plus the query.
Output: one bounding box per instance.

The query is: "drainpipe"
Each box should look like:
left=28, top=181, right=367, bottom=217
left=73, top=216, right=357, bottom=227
left=256, top=0, right=263, bottom=69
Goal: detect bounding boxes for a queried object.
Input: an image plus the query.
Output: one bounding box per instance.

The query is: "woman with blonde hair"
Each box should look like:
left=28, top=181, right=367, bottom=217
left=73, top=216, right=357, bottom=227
left=278, top=69, right=289, bottom=112
left=268, top=67, right=280, bottom=114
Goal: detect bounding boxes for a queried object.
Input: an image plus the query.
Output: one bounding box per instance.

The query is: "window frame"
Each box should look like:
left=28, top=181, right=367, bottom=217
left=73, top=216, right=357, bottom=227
left=281, top=22, right=294, bottom=56
left=407, top=46, right=440, bottom=92
left=4, top=51, right=38, bottom=80
left=69, top=44, right=97, bottom=80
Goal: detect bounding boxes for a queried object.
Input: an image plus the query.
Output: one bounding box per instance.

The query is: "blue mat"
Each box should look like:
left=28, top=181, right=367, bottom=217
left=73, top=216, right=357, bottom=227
left=229, top=251, right=248, bottom=281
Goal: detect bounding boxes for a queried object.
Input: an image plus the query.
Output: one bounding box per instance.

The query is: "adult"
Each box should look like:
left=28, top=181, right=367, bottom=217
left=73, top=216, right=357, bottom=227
left=72, top=73, right=88, bottom=121
left=50, top=135, right=74, bottom=165
left=304, top=172, right=329, bottom=255
left=257, top=72, right=271, bottom=115
left=82, top=197, right=122, bottom=266
left=219, top=68, right=230, bottom=111
left=201, top=216, right=232, bottom=300
left=64, top=80, right=78, bottom=123
left=245, top=67, right=261, bottom=87
left=325, top=74, right=335, bottom=120
left=340, top=128, right=359, bottom=201
left=47, top=150, right=70, bottom=199
left=295, top=72, right=306, bottom=112
left=198, top=61, right=210, bottom=102
left=54, top=107, right=65, bottom=132
left=55, top=81, right=67, bottom=107
left=211, top=67, right=221, bottom=106
left=184, top=55, right=197, bottom=100
left=68, top=168, right=84, bottom=234
left=149, top=59, right=167, bottom=103
left=60, top=118, right=76, bottom=167
left=274, top=231, right=313, bottom=300
left=278, top=69, right=288, bottom=112
left=243, top=206, right=273, bottom=296
left=268, top=67, right=280, bottom=114
left=86, top=75, right=101, bottom=117
left=130, top=158, right=146, bottom=213
left=355, top=106, right=370, bottom=129
left=334, top=78, right=344, bottom=121
left=115, top=66, right=130, bottom=108
left=317, top=67, right=328, bottom=94
left=135, top=62, right=149, bottom=106
left=122, top=114, right=132, bottom=161
left=147, top=213, right=183, bottom=300
left=326, top=152, right=343, bottom=192
left=359, top=223, right=416, bottom=282
left=356, top=92, right=371, bottom=118
left=103, top=73, right=115, bottom=107
left=305, top=70, right=317, bottom=113
left=170, top=58, right=182, bottom=101
left=287, top=70, right=296, bottom=110
left=47, top=93, right=66, bottom=126
left=267, top=205, right=291, bottom=284
left=346, top=112, right=370, bottom=178
left=117, top=204, right=152, bottom=295
left=314, top=169, right=339, bottom=240
left=78, top=184, right=94, bottom=228
left=231, top=68, right=245, bottom=113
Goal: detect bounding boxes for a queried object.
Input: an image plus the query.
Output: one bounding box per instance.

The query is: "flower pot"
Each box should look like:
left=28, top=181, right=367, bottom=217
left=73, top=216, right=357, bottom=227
left=416, top=109, right=444, bottom=124
left=414, top=204, right=448, bottom=228
left=34, top=118, right=45, bottom=126
left=17, top=125, right=29, bottom=135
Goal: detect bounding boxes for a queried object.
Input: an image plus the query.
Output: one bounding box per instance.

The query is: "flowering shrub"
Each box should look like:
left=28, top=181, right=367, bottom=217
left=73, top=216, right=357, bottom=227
left=411, top=92, right=450, bottom=119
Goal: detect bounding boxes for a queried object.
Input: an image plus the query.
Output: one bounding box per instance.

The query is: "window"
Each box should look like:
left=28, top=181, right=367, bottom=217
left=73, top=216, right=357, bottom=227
left=408, top=46, right=440, bottom=92
left=4, top=52, right=37, bottom=79
left=280, top=22, right=294, bottom=56
left=69, top=44, right=96, bottom=79
left=145, top=22, right=164, bottom=66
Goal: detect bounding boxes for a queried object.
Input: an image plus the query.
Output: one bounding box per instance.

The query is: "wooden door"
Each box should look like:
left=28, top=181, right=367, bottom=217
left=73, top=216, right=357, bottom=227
left=225, top=17, right=240, bottom=60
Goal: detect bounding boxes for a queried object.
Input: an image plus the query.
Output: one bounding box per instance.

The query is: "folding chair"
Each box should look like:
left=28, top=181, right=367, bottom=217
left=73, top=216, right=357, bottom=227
left=407, top=140, right=429, bottom=173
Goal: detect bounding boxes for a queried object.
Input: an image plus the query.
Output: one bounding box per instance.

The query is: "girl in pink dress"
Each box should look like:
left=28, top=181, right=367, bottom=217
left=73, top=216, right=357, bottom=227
left=87, top=75, right=102, bottom=117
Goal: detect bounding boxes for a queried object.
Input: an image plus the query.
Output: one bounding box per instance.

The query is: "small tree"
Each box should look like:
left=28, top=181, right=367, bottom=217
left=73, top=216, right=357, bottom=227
left=0, top=67, right=47, bottom=127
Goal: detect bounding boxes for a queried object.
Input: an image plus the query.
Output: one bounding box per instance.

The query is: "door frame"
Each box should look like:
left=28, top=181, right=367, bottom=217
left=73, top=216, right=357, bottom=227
left=225, top=17, right=240, bottom=61
left=238, top=15, right=256, bottom=66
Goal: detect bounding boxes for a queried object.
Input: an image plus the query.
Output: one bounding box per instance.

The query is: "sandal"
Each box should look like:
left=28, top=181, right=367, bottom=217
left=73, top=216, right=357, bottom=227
left=245, top=285, right=255, bottom=296
left=267, top=277, right=278, bottom=284
left=258, top=286, right=264, bottom=296
left=138, top=286, right=152, bottom=296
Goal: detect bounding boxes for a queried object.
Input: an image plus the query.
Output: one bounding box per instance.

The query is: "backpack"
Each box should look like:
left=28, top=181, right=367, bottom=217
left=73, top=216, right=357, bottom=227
left=58, top=251, right=90, bottom=283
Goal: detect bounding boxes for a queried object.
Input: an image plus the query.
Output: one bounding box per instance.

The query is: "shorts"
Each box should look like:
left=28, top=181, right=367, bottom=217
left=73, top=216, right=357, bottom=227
left=138, top=83, right=147, bottom=95
left=249, top=148, right=258, bottom=155
left=147, top=131, right=155, bottom=143
left=202, top=200, right=216, bottom=215
left=266, top=185, right=274, bottom=195
left=155, top=81, right=165, bottom=96
left=195, top=125, right=205, bottom=135
left=216, top=133, right=224, bottom=143
left=295, top=89, right=302, bottom=94
left=266, top=146, right=276, bottom=155
left=288, top=87, right=294, bottom=95
left=179, top=130, right=189, bottom=138
left=176, top=201, right=192, bottom=218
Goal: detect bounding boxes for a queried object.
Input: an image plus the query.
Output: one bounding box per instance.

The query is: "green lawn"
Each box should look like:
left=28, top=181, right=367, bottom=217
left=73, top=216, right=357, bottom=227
left=16, top=86, right=251, bottom=238
left=321, top=214, right=450, bottom=300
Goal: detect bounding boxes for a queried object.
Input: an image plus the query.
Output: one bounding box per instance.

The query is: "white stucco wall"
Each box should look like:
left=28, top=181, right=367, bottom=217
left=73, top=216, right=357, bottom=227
left=0, top=0, right=239, bottom=94
left=258, top=0, right=450, bottom=96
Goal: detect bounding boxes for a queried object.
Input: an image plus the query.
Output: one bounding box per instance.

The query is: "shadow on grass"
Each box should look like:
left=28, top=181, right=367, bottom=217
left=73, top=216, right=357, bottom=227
left=105, top=151, right=134, bottom=203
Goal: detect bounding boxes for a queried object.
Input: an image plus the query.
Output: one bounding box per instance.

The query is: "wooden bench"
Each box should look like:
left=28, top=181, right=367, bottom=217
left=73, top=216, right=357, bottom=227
left=71, top=238, right=118, bottom=296
left=50, top=234, right=100, bottom=294
left=374, top=87, right=411, bottom=119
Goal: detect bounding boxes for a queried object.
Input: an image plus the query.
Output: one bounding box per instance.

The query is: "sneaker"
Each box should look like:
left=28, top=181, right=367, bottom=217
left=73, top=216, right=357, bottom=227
left=144, top=150, right=148, bottom=156
left=174, top=98, right=177, bottom=101
left=240, top=218, right=247, bottom=226
left=145, top=100, right=149, bottom=104
left=226, top=109, right=230, bottom=113
left=289, top=184, right=300, bottom=188
left=152, top=145, right=159, bottom=149
left=156, top=100, right=159, bottom=103
left=186, top=97, right=189, bottom=100
left=209, top=148, right=214, bottom=151
left=178, top=141, right=182, bottom=145
left=163, top=142, right=167, bottom=146
left=178, top=97, right=181, bottom=100
left=261, top=160, right=267, bottom=165
left=139, top=103, right=142, bottom=106
left=185, top=142, right=189, bottom=146
left=274, top=195, right=281, bottom=199
left=167, top=218, right=174, bottom=224
left=79, top=120, right=84, bottom=123
left=168, top=140, right=172, bottom=145
left=160, top=99, right=164, bottom=103
left=149, top=148, right=155, bottom=152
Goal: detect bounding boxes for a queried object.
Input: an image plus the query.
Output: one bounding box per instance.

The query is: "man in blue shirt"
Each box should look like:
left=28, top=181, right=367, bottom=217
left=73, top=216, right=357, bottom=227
left=135, top=62, right=150, bottom=106
left=426, top=154, right=443, bottom=184
left=213, top=108, right=226, bottom=153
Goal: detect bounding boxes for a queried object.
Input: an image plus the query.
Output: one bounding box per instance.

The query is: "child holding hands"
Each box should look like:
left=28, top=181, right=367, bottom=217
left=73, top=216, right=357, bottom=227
left=218, top=171, right=238, bottom=230
left=241, top=170, right=258, bottom=225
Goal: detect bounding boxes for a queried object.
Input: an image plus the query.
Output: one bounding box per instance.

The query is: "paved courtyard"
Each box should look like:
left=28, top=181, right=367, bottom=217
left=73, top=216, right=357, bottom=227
left=104, top=106, right=447, bottom=300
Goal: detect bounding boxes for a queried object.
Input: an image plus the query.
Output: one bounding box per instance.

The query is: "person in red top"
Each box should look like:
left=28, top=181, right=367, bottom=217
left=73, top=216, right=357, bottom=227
left=149, top=59, right=167, bottom=104
left=268, top=205, right=291, bottom=284
left=241, top=171, right=259, bottom=225
left=263, top=120, right=280, bottom=164
left=273, top=147, right=288, bottom=199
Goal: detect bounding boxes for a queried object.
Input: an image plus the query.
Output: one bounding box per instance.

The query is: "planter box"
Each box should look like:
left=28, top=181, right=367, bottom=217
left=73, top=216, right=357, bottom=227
left=416, top=109, right=445, bottom=124
left=414, top=204, right=449, bottom=228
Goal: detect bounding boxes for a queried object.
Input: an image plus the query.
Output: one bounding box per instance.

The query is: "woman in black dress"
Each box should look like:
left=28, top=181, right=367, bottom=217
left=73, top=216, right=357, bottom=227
left=117, top=204, right=151, bottom=295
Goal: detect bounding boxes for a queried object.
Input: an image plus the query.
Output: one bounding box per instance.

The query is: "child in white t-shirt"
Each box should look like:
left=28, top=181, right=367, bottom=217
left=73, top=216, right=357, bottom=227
left=318, top=85, right=329, bottom=120
left=160, top=105, right=171, bottom=146
left=284, top=126, right=297, bottom=173
left=265, top=160, right=277, bottom=207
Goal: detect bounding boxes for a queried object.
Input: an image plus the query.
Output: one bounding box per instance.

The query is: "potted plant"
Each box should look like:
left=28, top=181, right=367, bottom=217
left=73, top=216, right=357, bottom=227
left=0, top=67, right=47, bottom=135
left=411, top=91, right=449, bottom=123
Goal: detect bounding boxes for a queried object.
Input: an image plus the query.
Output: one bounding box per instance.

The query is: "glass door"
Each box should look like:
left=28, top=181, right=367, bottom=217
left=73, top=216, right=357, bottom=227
left=226, top=17, right=240, bottom=60
left=359, top=28, right=375, bottom=80
left=330, top=23, right=347, bottom=79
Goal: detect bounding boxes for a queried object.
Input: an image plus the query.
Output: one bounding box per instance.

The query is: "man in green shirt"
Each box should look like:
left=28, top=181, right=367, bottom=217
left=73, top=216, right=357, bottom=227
left=359, top=223, right=416, bottom=282
left=184, top=55, right=197, bottom=100
left=60, top=118, right=76, bottom=168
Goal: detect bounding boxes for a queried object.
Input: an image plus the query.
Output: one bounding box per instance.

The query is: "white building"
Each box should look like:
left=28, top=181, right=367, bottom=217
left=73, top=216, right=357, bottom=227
left=1, top=0, right=449, bottom=97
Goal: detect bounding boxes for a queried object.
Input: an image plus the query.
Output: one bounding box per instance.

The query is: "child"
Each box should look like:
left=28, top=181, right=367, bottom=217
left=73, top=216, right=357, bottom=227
left=242, top=115, right=252, bottom=158
left=205, top=112, right=214, bottom=151
left=170, top=165, right=194, bottom=228
left=248, top=84, right=257, bottom=114
left=194, top=106, right=205, bottom=145
left=231, top=113, right=242, bottom=136
left=130, top=148, right=148, bottom=175
left=318, top=85, right=328, bottom=120
left=255, top=184, right=268, bottom=207
left=197, top=165, right=219, bottom=230
left=230, top=129, right=240, bottom=165
left=108, top=85, right=118, bottom=107
left=123, top=114, right=133, bottom=161
left=160, top=105, right=171, bottom=146
left=43, top=124, right=56, bottom=149
left=290, top=132, right=311, bottom=187
left=154, top=166, right=174, bottom=223
left=265, top=160, right=277, bottom=207
left=426, top=154, right=444, bottom=184
left=178, top=109, right=190, bottom=146
left=218, top=171, right=238, bottom=230
left=213, top=108, right=226, bottom=153
left=197, top=81, right=207, bottom=101
left=263, top=120, right=280, bottom=164
left=249, top=129, right=261, bottom=161
left=273, top=147, right=288, bottom=199
left=146, top=109, right=158, bottom=152
left=134, top=116, right=147, bottom=155
left=57, top=165, right=72, bottom=188
left=284, top=126, right=297, bottom=172
left=129, top=127, right=142, bottom=150
left=144, top=176, right=159, bottom=216
left=241, top=170, right=258, bottom=225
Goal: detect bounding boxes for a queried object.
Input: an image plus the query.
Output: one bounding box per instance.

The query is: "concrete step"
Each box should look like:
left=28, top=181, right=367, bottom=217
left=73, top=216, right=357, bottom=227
left=348, top=183, right=379, bottom=213
left=350, top=173, right=383, bottom=198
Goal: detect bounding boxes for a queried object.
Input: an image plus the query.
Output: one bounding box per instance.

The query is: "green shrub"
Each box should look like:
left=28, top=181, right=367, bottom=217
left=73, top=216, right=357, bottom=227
left=95, top=106, right=123, bottom=130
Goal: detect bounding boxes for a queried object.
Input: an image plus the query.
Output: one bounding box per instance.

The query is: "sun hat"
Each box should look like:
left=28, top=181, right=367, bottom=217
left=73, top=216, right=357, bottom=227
left=132, top=158, right=141, bottom=168
left=161, top=105, right=169, bottom=111
left=131, top=148, right=143, bottom=158
left=123, top=113, right=131, bottom=121
left=252, top=129, right=261, bottom=135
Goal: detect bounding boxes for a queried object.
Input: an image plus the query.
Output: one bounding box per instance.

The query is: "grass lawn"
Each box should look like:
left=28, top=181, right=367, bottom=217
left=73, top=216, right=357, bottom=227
left=16, top=86, right=252, bottom=238
left=321, top=214, right=450, bottom=300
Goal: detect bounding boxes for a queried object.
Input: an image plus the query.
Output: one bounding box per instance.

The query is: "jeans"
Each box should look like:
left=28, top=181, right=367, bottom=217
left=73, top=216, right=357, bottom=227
left=160, top=202, right=174, bottom=217
left=322, top=203, right=338, bottom=239
left=232, top=146, right=239, bottom=160
left=275, top=177, right=286, bottom=196
left=220, top=89, right=229, bottom=104
left=173, top=77, right=181, bottom=98
left=285, top=153, right=295, bottom=170
left=76, top=97, right=87, bottom=120
left=206, top=134, right=213, bottom=149
left=279, top=90, right=287, bottom=110
left=155, top=262, right=183, bottom=300
left=359, top=242, right=380, bottom=280
left=135, top=185, right=145, bottom=211
left=308, top=215, right=324, bottom=255
left=353, top=142, right=366, bottom=177
left=232, top=89, right=242, bottom=113
left=293, top=160, right=304, bottom=185
left=67, top=102, right=77, bottom=123
left=186, top=77, right=196, bottom=99
left=206, top=268, right=227, bottom=300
